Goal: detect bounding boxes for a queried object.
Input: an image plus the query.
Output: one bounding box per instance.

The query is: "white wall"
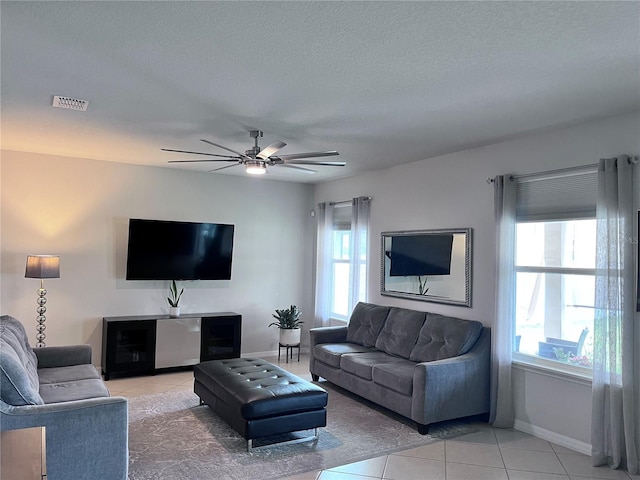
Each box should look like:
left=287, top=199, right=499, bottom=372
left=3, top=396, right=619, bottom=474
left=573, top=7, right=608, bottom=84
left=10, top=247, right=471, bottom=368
left=1, top=151, right=316, bottom=362
left=314, top=111, right=640, bottom=451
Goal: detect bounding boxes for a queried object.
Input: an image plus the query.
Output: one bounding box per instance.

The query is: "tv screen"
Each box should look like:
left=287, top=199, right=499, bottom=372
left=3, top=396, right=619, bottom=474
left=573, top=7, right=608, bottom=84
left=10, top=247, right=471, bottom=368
left=125, top=219, right=234, bottom=280
left=388, top=234, right=453, bottom=277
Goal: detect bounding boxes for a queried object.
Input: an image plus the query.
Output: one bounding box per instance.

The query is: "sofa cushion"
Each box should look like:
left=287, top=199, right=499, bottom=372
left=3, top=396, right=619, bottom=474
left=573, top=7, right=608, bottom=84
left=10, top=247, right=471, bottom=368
left=374, top=308, right=426, bottom=359
left=340, top=351, right=407, bottom=380
left=372, top=360, right=416, bottom=396
left=346, top=302, right=390, bottom=347
left=314, top=343, right=375, bottom=368
left=409, top=313, right=484, bottom=362
left=0, top=315, right=44, bottom=406
left=39, top=379, right=110, bottom=404
left=38, top=364, right=101, bottom=384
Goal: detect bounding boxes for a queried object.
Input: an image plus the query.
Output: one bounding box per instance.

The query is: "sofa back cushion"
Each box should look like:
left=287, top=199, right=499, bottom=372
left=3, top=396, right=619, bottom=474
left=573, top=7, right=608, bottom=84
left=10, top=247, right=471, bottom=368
left=374, top=307, right=426, bottom=359
left=0, top=315, right=44, bottom=405
left=409, top=313, right=483, bottom=362
left=346, top=302, right=390, bottom=347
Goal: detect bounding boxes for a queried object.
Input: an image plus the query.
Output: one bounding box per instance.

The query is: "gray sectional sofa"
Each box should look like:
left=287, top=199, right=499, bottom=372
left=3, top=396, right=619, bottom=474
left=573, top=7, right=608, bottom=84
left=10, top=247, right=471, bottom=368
left=309, top=302, right=490, bottom=433
left=0, top=315, right=128, bottom=480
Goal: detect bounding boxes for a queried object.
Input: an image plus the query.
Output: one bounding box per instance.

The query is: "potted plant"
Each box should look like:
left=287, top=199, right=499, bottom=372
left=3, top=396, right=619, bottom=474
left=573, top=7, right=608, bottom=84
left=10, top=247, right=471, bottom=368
left=269, top=305, right=304, bottom=346
left=167, top=280, right=184, bottom=317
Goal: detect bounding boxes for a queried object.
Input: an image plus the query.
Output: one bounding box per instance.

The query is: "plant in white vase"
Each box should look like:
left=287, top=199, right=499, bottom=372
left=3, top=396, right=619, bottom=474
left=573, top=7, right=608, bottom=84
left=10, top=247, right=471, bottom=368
left=167, top=280, right=183, bottom=317
left=269, top=305, right=303, bottom=346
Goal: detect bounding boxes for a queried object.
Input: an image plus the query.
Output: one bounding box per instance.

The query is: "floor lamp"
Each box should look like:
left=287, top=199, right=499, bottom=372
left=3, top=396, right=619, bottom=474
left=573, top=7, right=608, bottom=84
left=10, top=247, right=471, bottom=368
left=25, top=255, right=60, bottom=348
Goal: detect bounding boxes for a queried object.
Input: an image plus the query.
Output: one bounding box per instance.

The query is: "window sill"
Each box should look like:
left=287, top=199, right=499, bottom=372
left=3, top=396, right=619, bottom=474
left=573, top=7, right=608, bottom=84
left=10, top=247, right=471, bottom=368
left=329, top=318, right=348, bottom=327
left=512, top=352, right=592, bottom=387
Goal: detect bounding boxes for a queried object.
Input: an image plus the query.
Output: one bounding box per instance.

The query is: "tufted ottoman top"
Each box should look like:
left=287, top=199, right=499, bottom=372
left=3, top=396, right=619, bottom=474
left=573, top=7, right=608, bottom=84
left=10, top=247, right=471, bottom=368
left=194, top=357, right=327, bottom=420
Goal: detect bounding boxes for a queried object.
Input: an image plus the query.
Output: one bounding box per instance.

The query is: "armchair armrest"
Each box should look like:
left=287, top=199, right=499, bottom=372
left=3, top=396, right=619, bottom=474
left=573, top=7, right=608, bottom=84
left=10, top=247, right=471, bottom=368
left=33, top=344, right=92, bottom=368
left=544, top=337, right=577, bottom=347
left=1, top=397, right=128, bottom=480
left=411, top=328, right=490, bottom=426
left=538, top=340, right=578, bottom=359
left=0, top=395, right=126, bottom=426
left=309, top=326, right=348, bottom=346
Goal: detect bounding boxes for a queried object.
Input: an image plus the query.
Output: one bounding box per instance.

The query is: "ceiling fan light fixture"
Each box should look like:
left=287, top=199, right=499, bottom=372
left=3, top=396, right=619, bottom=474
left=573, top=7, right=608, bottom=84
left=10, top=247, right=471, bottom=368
left=164, top=130, right=342, bottom=176
left=245, top=162, right=267, bottom=175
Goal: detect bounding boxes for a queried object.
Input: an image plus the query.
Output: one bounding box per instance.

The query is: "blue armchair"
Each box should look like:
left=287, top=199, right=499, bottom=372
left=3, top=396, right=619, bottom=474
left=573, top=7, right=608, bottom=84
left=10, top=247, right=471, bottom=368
left=538, top=327, right=589, bottom=360
left=0, top=315, right=128, bottom=480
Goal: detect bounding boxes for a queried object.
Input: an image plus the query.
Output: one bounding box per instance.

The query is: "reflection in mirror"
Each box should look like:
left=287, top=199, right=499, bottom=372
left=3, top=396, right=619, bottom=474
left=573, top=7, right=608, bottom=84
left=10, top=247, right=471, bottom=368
left=381, top=228, right=472, bottom=307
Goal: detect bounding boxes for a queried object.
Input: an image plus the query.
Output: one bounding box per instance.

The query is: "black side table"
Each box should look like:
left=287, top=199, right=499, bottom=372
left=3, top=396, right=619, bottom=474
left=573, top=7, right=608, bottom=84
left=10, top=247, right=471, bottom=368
left=278, top=343, right=300, bottom=363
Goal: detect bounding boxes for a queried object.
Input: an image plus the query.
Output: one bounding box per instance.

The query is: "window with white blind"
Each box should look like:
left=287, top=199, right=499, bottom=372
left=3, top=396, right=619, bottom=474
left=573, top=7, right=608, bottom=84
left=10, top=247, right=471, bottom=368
left=315, top=197, right=370, bottom=325
left=331, top=204, right=353, bottom=319
left=513, top=166, right=597, bottom=372
left=329, top=204, right=367, bottom=320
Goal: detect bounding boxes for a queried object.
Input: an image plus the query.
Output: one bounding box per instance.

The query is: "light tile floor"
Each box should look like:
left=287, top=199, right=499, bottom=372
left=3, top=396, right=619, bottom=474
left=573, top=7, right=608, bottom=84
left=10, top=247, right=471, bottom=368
left=106, top=354, right=639, bottom=480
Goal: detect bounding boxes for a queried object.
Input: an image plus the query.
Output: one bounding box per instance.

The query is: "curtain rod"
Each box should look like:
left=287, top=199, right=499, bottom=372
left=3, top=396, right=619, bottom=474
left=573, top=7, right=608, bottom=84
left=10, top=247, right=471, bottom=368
left=486, top=155, right=639, bottom=184
left=319, top=196, right=372, bottom=207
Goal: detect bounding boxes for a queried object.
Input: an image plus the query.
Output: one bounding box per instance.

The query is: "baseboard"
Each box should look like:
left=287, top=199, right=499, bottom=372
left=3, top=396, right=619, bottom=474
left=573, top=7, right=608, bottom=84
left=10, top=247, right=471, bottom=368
left=514, top=419, right=591, bottom=455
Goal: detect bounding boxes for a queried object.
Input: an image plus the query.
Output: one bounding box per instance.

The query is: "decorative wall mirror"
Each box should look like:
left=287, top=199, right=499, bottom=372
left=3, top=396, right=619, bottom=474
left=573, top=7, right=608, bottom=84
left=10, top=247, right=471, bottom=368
left=381, top=228, right=472, bottom=307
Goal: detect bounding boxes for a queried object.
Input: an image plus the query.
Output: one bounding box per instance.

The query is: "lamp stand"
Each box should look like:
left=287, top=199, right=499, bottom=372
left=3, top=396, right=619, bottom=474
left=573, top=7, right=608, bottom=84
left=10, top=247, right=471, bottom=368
left=35, top=279, right=47, bottom=348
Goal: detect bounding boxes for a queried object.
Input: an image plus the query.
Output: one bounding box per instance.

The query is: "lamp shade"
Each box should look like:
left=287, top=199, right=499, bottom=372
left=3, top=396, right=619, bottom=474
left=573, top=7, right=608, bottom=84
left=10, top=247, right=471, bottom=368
left=25, top=255, right=60, bottom=279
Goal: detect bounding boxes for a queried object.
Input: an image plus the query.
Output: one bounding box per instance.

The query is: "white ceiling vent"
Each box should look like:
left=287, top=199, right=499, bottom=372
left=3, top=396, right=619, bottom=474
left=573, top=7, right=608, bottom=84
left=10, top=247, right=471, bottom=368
left=52, top=95, right=89, bottom=111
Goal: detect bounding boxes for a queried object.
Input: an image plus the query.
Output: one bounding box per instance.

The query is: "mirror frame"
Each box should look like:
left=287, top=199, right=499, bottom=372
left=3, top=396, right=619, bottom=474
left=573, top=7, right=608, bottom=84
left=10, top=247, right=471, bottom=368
left=637, top=210, right=640, bottom=312
left=380, top=228, right=472, bottom=307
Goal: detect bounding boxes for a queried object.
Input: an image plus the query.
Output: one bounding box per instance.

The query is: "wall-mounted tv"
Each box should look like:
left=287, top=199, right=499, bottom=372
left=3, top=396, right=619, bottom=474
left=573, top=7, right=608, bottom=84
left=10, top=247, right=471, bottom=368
left=125, top=219, right=234, bottom=280
left=388, top=234, right=454, bottom=276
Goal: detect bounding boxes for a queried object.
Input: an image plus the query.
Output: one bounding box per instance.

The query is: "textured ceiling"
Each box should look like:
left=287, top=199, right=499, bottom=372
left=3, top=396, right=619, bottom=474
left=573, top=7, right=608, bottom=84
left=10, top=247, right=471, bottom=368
left=1, top=1, right=639, bottom=183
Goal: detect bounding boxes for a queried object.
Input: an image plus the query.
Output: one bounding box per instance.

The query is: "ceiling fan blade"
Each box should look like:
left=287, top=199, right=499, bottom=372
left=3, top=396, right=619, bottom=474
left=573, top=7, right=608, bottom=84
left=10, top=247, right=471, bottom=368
left=200, top=139, right=252, bottom=159
left=168, top=159, right=238, bottom=163
left=209, top=163, right=242, bottom=172
left=277, top=151, right=340, bottom=161
left=278, top=164, right=316, bottom=174
left=285, top=160, right=346, bottom=167
left=257, top=141, right=286, bottom=160
left=161, top=148, right=238, bottom=159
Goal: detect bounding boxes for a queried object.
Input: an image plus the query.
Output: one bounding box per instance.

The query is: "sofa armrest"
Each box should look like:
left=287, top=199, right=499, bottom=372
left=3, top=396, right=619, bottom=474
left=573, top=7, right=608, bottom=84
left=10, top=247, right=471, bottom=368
left=1, top=396, right=128, bottom=480
left=33, top=344, right=92, bottom=368
left=309, top=326, right=348, bottom=346
left=309, top=326, right=348, bottom=377
left=411, top=328, right=490, bottom=426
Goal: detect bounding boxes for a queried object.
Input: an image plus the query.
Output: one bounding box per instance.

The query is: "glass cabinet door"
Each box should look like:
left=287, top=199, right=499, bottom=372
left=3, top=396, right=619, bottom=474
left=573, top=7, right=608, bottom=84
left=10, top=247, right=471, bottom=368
left=200, top=315, right=241, bottom=361
left=104, top=319, right=156, bottom=379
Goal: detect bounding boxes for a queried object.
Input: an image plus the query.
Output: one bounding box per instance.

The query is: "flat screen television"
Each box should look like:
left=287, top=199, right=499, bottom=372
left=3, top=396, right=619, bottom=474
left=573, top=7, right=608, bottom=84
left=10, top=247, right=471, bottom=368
left=388, top=234, right=453, bottom=276
left=125, top=219, right=234, bottom=280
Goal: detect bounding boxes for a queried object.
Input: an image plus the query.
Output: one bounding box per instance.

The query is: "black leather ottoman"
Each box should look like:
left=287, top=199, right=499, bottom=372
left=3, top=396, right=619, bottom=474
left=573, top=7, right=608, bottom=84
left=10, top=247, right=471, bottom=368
left=194, top=357, right=328, bottom=451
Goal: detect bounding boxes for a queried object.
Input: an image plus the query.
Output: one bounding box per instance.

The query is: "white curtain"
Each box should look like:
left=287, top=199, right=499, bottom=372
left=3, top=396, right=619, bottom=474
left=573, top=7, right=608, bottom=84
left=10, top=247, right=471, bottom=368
left=490, top=175, right=516, bottom=428
left=314, top=202, right=335, bottom=327
left=349, top=196, right=370, bottom=313
left=591, top=156, right=638, bottom=474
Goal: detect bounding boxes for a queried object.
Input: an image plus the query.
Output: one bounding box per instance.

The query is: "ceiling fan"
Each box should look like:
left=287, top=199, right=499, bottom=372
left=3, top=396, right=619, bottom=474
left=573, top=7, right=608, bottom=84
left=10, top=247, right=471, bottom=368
left=163, top=130, right=345, bottom=175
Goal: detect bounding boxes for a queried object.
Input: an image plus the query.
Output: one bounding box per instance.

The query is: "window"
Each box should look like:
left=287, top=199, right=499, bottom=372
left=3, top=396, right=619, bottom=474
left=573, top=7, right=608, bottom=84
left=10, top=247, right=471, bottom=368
left=515, top=219, right=595, bottom=368
left=329, top=204, right=367, bottom=321
left=315, top=198, right=370, bottom=325
left=331, top=219, right=351, bottom=319
left=511, top=166, right=597, bottom=372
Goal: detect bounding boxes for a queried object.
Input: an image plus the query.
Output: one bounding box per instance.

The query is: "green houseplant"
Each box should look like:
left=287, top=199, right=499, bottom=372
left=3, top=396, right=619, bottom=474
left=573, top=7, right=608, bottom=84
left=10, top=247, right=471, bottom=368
left=269, top=305, right=303, bottom=346
left=167, top=280, right=184, bottom=317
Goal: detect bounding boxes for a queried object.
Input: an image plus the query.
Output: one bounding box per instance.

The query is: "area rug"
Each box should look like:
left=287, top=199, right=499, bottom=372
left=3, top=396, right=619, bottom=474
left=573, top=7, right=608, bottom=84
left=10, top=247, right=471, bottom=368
left=128, top=383, right=476, bottom=480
